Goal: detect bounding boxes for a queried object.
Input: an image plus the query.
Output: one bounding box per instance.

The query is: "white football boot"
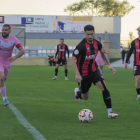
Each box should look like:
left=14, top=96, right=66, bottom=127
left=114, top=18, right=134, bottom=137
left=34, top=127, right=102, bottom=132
left=65, top=77, right=68, bottom=80
left=108, top=111, right=118, bottom=118
left=74, top=88, right=80, bottom=101
left=52, top=77, right=57, bottom=80
left=136, top=95, right=140, bottom=100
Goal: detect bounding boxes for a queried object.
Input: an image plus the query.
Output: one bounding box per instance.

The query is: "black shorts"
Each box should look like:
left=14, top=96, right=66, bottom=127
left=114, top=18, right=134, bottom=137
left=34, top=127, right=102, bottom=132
left=79, top=69, right=104, bottom=94
left=134, top=66, right=140, bottom=76
left=56, top=59, right=67, bottom=65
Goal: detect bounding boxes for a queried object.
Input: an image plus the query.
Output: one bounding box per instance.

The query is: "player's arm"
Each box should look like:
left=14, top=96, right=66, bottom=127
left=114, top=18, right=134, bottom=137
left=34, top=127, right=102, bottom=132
left=70, top=56, right=82, bottom=83
left=55, top=45, right=59, bottom=58
left=8, top=44, right=25, bottom=63
left=125, top=41, right=135, bottom=69
left=66, top=45, right=69, bottom=61
left=98, top=44, right=116, bottom=74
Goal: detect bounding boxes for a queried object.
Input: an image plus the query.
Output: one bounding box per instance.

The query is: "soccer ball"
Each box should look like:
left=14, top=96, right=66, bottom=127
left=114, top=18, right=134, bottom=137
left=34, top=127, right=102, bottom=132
left=78, top=109, right=93, bottom=122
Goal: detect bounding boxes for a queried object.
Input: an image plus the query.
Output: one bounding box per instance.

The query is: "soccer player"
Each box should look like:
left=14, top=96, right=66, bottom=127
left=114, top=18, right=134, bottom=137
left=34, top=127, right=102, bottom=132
left=52, top=38, right=69, bottom=80
left=95, top=37, right=105, bottom=76
left=70, top=25, right=118, bottom=118
left=0, top=24, right=25, bottom=106
left=125, top=26, right=140, bottom=100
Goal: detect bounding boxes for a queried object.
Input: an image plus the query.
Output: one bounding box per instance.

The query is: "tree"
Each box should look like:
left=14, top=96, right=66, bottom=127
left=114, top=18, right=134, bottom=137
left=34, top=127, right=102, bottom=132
left=127, top=32, right=135, bottom=47
left=64, top=0, right=134, bottom=17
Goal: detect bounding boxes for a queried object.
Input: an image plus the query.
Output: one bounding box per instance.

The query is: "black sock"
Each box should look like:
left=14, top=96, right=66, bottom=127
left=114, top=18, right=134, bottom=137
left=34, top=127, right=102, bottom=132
left=136, top=88, right=140, bottom=95
left=65, top=69, right=68, bottom=77
left=102, top=89, right=112, bottom=108
left=55, top=68, right=58, bottom=76
left=77, top=91, right=82, bottom=99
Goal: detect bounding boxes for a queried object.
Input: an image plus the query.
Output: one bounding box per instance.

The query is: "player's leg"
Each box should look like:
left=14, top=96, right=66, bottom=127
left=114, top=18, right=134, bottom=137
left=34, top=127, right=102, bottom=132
left=63, top=64, right=68, bottom=80
left=96, top=80, right=118, bottom=118
left=135, top=75, right=140, bottom=100
left=74, top=78, right=92, bottom=101
left=52, top=60, right=60, bottom=80
left=98, top=59, right=104, bottom=76
left=0, top=68, right=9, bottom=106
left=100, top=65, right=103, bottom=76
left=93, top=70, right=118, bottom=118
left=62, top=59, right=68, bottom=80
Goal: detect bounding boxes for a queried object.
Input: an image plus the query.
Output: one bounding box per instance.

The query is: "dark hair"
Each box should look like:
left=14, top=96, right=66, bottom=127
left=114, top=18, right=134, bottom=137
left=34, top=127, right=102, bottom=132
left=3, top=24, right=11, bottom=30
left=60, top=38, right=64, bottom=41
left=97, top=37, right=101, bottom=40
left=84, top=25, right=94, bottom=32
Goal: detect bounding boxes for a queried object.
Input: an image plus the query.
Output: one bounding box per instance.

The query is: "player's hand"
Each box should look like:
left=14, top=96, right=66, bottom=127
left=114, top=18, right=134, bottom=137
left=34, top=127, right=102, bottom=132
left=8, top=56, right=16, bottom=63
left=75, top=74, right=82, bottom=83
left=108, top=65, right=116, bottom=75
left=125, top=63, right=127, bottom=69
left=67, top=58, right=69, bottom=62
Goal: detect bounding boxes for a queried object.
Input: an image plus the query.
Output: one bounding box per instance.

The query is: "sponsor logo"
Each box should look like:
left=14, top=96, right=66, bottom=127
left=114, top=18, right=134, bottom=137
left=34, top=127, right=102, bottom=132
left=74, top=49, right=79, bottom=55
left=21, top=17, right=34, bottom=24
left=136, top=49, right=140, bottom=52
left=0, top=16, right=4, bottom=23
left=59, top=49, right=64, bottom=51
left=136, top=43, right=139, bottom=46
left=85, top=55, right=95, bottom=59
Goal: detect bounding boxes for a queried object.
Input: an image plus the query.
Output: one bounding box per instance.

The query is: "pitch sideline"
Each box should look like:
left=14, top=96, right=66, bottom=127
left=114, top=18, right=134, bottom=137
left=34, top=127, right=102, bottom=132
left=9, top=104, right=46, bottom=140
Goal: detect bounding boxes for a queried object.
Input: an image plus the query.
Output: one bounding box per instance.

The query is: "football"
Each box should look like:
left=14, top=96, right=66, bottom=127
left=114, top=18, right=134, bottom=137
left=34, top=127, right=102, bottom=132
left=78, top=109, right=93, bottom=122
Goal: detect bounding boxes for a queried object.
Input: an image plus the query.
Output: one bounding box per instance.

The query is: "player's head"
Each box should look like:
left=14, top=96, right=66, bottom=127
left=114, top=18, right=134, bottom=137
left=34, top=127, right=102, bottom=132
left=97, top=37, right=101, bottom=42
left=60, top=38, right=64, bottom=44
left=2, top=24, right=11, bottom=38
left=137, top=26, right=140, bottom=37
left=84, top=25, right=95, bottom=43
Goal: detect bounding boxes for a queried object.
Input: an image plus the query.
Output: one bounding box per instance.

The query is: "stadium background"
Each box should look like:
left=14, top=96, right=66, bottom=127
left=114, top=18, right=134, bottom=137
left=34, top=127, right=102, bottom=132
left=0, top=15, right=121, bottom=65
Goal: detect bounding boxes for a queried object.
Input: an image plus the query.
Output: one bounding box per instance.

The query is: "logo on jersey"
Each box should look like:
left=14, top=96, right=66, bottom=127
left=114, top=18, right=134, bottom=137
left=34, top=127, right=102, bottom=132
left=94, top=46, right=98, bottom=50
left=59, top=49, right=64, bottom=51
left=136, top=49, right=140, bottom=52
left=74, top=49, right=79, bottom=55
left=136, top=43, right=139, bottom=46
left=10, top=42, right=13, bottom=45
left=85, top=55, right=95, bottom=59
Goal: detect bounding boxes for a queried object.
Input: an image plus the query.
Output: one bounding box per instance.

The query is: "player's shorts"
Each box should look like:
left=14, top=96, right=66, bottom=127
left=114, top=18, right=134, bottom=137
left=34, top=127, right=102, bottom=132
left=79, top=69, right=104, bottom=94
left=134, top=65, right=140, bottom=76
left=56, top=59, right=67, bottom=65
left=96, top=59, right=104, bottom=66
left=0, top=63, right=11, bottom=79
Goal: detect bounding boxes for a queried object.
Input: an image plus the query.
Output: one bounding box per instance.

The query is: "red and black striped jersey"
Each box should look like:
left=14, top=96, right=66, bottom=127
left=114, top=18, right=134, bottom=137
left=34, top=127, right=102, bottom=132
left=73, top=38, right=102, bottom=79
left=55, top=44, right=69, bottom=59
left=126, top=38, right=140, bottom=66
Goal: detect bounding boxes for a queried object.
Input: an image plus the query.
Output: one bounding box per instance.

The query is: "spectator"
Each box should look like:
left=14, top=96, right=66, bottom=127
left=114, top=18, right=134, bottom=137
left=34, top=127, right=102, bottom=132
left=122, top=48, right=126, bottom=64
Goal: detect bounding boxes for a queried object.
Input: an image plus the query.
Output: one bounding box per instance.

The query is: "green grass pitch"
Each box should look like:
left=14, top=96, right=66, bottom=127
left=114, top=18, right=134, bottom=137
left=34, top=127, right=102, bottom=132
left=0, top=66, right=140, bottom=140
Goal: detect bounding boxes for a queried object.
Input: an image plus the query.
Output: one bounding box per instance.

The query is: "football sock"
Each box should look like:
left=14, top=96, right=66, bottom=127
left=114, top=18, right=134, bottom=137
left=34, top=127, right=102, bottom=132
left=0, top=86, right=7, bottom=100
left=65, top=69, right=68, bottom=77
left=136, top=88, right=140, bottom=95
left=77, top=91, right=82, bottom=99
left=102, top=89, right=112, bottom=109
left=107, top=108, right=112, bottom=114
left=55, top=68, right=58, bottom=76
left=100, top=69, right=103, bottom=76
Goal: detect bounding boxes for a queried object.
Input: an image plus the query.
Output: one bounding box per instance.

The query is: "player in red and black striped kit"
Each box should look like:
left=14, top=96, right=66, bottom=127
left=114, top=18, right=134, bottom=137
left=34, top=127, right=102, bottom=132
left=52, top=38, right=69, bottom=80
left=70, top=25, right=118, bottom=118
left=125, top=26, right=140, bottom=100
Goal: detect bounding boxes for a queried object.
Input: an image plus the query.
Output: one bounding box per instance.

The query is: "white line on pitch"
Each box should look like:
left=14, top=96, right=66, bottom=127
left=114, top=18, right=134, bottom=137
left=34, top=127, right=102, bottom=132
left=9, top=104, right=46, bottom=140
